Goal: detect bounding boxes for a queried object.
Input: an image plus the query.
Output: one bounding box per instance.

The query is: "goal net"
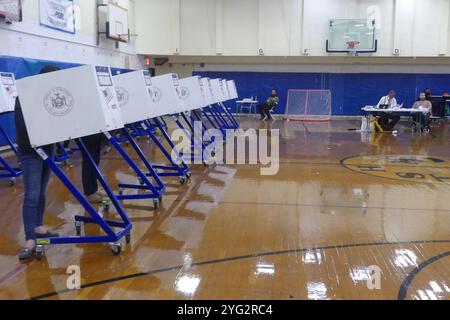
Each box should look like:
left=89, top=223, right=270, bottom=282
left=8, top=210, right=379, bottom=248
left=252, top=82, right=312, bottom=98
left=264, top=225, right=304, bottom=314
left=284, top=89, right=332, bottom=122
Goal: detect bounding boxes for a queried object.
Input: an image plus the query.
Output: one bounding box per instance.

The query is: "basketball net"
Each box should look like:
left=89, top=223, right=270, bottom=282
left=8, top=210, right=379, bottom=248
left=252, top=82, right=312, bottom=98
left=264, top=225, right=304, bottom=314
left=346, top=40, right=360, bottom=56
left=0, top=0, right=21, bottom=23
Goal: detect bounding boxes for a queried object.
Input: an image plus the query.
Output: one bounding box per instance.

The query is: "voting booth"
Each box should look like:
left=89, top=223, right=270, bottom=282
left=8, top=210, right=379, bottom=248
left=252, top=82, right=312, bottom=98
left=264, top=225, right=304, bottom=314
left=17, top=65, right=124, bottom=147
left=227, top=80, right=239, bottom=99
left=113, top=70, right=157, bottom=124
left=16, top=65, right=131, bottom=257
left=209, top=79, right=225, bottom=104
left=151, top=73, right=184, bottom=116
left=0, top=72, right=17, bottom=113
left=201, top=78, right=214, bottom=106
left=179, top=76, right=207, bottom=112
left=221, top=79, right=231, bottom=101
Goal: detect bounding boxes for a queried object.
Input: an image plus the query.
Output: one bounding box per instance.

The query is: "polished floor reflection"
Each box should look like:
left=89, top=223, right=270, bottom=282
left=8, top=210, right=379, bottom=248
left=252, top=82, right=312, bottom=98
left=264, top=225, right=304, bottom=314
left=0, top=118, right=449, bottom=300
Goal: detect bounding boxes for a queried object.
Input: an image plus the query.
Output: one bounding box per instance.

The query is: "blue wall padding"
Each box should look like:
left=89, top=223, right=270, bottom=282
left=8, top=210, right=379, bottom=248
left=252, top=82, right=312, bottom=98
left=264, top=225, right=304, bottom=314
left=194, top=71, right=450, bottom=116
left=0, top=55, right=133, bottom=146
left=2, top=54, right=450, bottom=145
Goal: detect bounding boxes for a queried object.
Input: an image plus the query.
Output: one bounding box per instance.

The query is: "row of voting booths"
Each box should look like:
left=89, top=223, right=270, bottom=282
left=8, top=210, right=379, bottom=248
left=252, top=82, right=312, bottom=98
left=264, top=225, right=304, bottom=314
left=7, top=64, right=238, bottom=259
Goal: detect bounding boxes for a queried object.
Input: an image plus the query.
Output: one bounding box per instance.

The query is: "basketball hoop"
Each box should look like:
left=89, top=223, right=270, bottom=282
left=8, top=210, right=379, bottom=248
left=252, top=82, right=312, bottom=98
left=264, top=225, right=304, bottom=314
left=346, top=40, right=360, bottom=56
left=0, top=0, right=21, bottom=23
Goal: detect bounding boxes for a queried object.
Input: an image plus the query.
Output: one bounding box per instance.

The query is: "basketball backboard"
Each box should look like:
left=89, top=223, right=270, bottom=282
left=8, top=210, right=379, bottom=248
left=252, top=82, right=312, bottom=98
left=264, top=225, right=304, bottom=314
left=326, top=19, right=377, bottom=53
left=0, top=72, right=17, bottom=113
left=98, top=2, right=129, bottom=43
left=0, top=0, right=22, bottom=23
left=17, top=65, right=124, bottom=147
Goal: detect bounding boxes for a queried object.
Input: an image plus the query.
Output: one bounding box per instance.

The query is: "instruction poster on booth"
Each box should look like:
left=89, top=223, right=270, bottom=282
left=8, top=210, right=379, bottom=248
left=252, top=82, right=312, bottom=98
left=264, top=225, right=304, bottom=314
left=39, top=0, right=76, bottom=34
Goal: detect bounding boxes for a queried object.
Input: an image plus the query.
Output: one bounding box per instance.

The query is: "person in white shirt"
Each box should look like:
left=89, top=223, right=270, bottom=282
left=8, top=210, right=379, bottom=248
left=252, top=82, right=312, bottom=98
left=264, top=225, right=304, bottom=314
left=411, top=92, right=432, bottom=131
left=376, top=90, right=400, bottom=131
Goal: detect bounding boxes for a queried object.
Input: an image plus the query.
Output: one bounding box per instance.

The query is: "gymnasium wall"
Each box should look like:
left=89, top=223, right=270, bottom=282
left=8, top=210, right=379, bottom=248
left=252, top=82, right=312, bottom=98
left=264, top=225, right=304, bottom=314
left=135, top=0, right=450, bottom=57
left=194, top=70, right=450, bottom=116
left=0, top=0, right=140, bottom=68
left=0, top=0, right=140, bottom=147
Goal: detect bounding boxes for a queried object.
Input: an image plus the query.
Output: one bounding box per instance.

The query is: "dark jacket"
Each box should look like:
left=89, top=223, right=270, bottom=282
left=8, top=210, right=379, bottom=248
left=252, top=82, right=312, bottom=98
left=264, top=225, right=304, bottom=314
left=14, top=97, right=53, bottom=156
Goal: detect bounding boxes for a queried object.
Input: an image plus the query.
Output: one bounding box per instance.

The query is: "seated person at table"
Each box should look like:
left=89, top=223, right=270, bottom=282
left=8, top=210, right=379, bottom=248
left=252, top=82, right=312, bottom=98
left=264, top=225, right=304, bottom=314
left=412, top=92, right=432, bottom=131
left=375, top=90, right=401, bottom=131
left=258, top=90, right=279, bottom=121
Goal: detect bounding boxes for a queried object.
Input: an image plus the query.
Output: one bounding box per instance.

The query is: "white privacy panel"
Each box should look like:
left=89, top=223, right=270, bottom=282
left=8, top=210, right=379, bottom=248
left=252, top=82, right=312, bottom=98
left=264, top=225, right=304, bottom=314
left=0, top=72, right=17, bottom=114
left=179, top=76, right=207, bottom=112
left=113, top=70, right=157, bottom=124
left=150, top=73, right=184, bottom=116
left=227, top=80, right=238, bottom=99
left=201, top=78, right=214, bottom=106
left=209, top=79, right=225, bottom=104
left=221, top=79, right=231, bottom=101
left=16, top=65, right=124, bottom=147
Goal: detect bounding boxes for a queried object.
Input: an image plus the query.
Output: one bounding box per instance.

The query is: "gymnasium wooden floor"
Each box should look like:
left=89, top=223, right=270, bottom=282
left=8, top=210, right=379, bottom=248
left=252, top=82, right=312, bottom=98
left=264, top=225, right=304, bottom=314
left=0, top=118, right=449, bottom=300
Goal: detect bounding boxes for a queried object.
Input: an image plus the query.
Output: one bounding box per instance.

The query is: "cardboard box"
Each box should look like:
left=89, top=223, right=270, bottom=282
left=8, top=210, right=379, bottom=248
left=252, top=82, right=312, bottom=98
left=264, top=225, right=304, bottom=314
left=179, top=76, right=207, bottom=112
left=17, top=65, right=124, bottom=147
left=0, top=72, right=18, bottom=114
left=151, top=73, right=184, bottom=116
left=113, top=70, right=157, bottom=124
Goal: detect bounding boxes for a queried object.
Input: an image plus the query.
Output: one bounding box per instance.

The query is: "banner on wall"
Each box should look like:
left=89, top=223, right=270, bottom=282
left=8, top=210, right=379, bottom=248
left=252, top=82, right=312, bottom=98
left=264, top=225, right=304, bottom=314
left=39, top=0, right=75, bottom=34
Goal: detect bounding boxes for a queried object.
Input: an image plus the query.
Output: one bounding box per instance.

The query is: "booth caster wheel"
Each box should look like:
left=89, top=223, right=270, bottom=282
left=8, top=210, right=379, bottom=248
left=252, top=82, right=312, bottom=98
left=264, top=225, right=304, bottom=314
left=118, top=188, right=124, bottom=196
left=36, top=245, right=45, bottom=261
left=75, top=221, right=83, bottom=236
left=153, top=198, right=160, bottom=209
left=110, top=242, right=122, bottom=256
left=138, top=177, right=144, bottom=186
left=179, top=176, right=186, bottom=185
left=9, top=178, right=16, bottom=186
left=186, top=172, right=192, bottom=179
left=102, top=201, right=110, bottom=212
left=125, top=233, right=131, bottom=244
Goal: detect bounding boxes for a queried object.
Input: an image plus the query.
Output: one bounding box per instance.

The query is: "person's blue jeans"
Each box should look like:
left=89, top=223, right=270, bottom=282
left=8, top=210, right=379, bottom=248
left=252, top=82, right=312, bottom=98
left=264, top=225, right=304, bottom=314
left=20, top=153, right=52, bottom=241
left=413, top=113, right=430, bottom=129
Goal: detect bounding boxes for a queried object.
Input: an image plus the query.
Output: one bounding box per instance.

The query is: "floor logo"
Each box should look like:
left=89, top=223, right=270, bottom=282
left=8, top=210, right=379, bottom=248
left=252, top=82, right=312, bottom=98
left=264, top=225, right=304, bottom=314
left=342, top=155, right=450, bottom=184
left=115, top=86, right=129, bottom=108
left=44, top=87, right=74, bottom=116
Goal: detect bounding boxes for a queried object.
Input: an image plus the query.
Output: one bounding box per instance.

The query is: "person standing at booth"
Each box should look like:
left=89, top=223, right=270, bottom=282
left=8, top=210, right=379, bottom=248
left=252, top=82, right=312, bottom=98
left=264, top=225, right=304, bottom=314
left=80, top=133, right=107, bottom=203
left=15, top=65, right=60, bottom=261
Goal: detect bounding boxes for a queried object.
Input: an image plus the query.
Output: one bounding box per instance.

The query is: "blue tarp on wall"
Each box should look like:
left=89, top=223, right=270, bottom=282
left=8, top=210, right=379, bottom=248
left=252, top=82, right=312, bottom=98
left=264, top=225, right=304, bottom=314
left=194, top=71, right=450, bottom=116
left=0, top=55, right=133, bottom=146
